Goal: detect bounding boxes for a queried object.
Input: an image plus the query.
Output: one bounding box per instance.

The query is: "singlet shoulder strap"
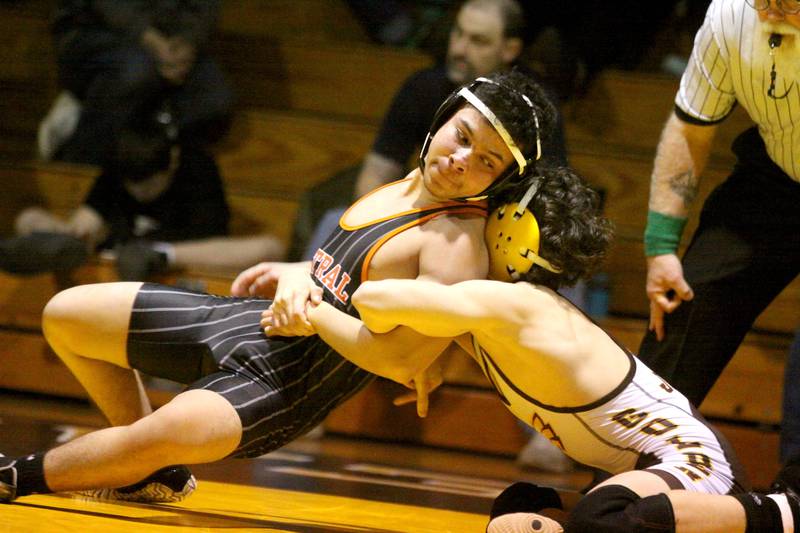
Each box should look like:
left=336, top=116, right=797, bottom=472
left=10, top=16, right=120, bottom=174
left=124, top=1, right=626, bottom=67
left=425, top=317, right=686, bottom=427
left=341, top=178, right=487, bottom=231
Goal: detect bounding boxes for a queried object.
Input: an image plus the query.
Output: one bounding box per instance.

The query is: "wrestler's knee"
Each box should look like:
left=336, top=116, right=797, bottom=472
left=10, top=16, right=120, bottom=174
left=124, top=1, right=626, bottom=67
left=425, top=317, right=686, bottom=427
left=134, top=390, right=242, bottom=462
left=43, top=283, right=141, bottom=357
left=42, top=285, right=95, bottom=348
left=566, top=485, right=675, bottom=533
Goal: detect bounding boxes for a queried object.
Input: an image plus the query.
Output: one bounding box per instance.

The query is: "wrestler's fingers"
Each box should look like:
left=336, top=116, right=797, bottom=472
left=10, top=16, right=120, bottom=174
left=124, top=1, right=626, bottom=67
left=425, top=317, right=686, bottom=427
left=252, top=274, right=277, bottom=297
left=392, top=391, right=417, bottom=406
left=272, top=305, right=288, bottom=329
left=415, top=384, right=429, bottom=418
left=292, top=291, right=310, bottom=321
left=231, top=268, right=258, bottom=296
left=260, top=308, right=275, bottom=328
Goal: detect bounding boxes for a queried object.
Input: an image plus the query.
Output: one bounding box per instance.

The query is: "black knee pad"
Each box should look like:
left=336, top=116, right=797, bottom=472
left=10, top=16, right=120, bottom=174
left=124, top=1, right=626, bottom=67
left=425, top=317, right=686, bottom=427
left=490, top=482, right=563, bottom=519
left=732, top=493, right=784, bottom=533
left=566, top=485, right=675, bottom=533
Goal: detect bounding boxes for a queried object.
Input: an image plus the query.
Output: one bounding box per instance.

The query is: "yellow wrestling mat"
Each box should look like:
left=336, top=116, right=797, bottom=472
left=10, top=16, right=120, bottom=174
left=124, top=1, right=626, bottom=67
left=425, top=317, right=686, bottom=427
left=1, top=480, right=488, bottom=532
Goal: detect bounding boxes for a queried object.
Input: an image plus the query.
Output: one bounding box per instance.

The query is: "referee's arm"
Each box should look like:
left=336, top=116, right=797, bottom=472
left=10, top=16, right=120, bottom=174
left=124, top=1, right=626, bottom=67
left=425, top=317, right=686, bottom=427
left=643, top=111, right=717, bottom=340
left=647, top=110, right=718, bottom=221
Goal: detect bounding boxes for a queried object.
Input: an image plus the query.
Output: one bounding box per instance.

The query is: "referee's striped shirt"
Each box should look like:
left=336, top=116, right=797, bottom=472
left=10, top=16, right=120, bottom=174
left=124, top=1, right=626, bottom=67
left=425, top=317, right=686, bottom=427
left=677, top=0, right=800, bottom=180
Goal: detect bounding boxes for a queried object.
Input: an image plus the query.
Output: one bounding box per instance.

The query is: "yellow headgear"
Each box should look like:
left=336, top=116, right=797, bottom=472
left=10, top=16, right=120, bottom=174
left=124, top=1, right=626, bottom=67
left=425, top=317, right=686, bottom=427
left=485, top=181, right=562, bottom=281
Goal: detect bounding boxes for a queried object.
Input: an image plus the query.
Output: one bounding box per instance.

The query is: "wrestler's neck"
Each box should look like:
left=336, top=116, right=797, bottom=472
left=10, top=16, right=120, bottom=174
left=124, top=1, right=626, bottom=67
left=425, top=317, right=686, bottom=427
left=407, top=168, right=488, bottom=207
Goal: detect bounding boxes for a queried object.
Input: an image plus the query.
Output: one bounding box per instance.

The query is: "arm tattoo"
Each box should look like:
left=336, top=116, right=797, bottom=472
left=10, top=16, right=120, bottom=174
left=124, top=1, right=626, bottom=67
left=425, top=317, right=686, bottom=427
left=668, top=170, right=698, bottom=208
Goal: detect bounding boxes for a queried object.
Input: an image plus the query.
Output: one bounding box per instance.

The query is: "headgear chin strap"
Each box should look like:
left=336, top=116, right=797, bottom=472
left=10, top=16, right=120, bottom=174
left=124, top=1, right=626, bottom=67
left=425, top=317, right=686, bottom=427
left=485, top=180, right=561, bottom=281
left=418, top=76, right=542, bottom=202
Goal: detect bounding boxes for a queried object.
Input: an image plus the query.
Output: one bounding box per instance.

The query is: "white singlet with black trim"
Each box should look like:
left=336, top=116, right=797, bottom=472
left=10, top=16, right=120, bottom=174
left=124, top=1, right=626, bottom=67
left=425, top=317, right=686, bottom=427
left=472, top=337, right=744, bottom=494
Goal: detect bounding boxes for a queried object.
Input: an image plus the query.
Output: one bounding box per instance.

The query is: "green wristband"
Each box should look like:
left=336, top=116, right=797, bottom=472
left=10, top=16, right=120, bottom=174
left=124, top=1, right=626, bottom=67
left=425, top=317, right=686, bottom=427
left=643, top=210, right=687, bottom=256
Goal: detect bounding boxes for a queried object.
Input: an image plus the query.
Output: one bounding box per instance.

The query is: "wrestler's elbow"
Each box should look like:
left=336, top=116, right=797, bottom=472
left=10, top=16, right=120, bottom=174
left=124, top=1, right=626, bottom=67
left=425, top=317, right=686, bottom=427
left=351, top=282, right=380, bottom=312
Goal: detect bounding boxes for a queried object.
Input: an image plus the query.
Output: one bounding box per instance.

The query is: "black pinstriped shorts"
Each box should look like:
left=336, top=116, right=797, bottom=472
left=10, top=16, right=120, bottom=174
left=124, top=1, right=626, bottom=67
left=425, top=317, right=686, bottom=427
left=127, top=283, right=374, bottom=458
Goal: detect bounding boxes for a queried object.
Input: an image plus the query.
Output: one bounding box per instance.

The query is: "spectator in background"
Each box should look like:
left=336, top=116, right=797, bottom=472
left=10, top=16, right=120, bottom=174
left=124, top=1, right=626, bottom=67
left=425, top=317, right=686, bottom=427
left=287, top=0, right=568, bottom=263
left=38, top=0, right=234, bottom=165
left=16, top=114, right=284, bottom=281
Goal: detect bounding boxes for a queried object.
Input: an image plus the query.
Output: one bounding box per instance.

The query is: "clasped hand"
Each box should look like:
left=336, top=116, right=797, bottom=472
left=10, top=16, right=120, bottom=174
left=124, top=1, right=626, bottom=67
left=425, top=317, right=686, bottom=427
left=260, top=266, right=323, bottom=337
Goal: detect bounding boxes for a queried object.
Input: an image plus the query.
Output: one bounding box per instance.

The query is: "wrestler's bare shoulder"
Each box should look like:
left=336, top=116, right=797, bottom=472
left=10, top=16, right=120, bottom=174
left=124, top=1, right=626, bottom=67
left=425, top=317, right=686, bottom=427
left=492, top=281, right=564, bottom=316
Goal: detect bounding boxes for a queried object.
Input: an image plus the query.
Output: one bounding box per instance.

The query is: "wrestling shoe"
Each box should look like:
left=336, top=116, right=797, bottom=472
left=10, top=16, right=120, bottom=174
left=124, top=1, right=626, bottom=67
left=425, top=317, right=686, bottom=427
left=487, top=512, right=563, bottom=533
left=771, top=454, right=800, bottom=495
left=75, top=465, right=196, bottom=503
left=491, top=482, right=562, bottom=518
left=488, top=482, right=564, bottom=533
left=0, top=455, right=17, bottom=503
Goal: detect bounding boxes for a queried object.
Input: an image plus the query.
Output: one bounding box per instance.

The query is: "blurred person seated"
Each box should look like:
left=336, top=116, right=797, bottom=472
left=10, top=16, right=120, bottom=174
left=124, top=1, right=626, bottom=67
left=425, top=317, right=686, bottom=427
left=38, top=0, right=234, bottom=165
left=17, top=116, right=284, bottom=281
left=343, top=0, right=415, bottom=46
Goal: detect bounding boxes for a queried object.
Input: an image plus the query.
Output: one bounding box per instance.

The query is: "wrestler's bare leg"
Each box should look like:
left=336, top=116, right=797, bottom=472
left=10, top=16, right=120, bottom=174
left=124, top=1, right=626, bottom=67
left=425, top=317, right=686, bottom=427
left=42, top=282, right=149, bottom=425
left=593, top=470, right=746, bottom=533
left=32, top=282, right=243, bottom=497
left=667, top=491, right=746, bottom=533
left=43, top=389, right=242, bottom=492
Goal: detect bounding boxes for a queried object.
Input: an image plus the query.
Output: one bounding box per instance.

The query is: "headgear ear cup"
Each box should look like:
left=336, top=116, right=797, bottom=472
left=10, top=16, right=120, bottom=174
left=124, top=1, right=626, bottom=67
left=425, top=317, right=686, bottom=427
left=486, top=202, right=541, bottom=281
left=485, top=181, right=561, bottom=282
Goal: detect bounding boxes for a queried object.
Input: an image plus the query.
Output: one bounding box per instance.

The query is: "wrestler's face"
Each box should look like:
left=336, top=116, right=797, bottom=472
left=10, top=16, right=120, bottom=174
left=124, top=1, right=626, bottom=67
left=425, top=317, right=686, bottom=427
left=422, top=105, right=513, bottom=200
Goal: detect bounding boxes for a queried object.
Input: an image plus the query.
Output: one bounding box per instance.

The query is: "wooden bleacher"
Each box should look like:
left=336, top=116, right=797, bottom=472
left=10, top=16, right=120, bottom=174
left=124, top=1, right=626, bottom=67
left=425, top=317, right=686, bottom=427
left=0, top=0, right=795, bottom=490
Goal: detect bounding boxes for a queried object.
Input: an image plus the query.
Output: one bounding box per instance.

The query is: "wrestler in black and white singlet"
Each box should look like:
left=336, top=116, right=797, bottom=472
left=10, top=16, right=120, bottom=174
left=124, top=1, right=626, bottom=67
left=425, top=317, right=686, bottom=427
left=126, top=180, right=486, bottom=457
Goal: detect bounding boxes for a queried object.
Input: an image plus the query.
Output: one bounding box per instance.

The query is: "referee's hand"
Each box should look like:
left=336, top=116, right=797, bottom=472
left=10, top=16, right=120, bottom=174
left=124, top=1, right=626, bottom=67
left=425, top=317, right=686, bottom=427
left=645, top=254, right=694, bottom=341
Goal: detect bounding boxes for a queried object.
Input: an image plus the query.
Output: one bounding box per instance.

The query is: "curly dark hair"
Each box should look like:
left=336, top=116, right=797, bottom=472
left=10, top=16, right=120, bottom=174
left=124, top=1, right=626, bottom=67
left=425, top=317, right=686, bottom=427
left=492, top=166, right=614, bottom=290
left=470, top=68, right=557, bottom=169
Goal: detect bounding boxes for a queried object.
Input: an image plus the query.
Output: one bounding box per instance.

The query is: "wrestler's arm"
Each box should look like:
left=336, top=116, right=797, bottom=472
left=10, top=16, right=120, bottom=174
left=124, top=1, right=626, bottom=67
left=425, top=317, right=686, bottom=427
left=231, top=261, right=312, bottom=297
left=307, top=217, right=488, bottom=385
left=353, top=215, right=516, bottom=337
left=307, top=302, right=453, bottom=384
left=352, top=278, right=508, bottom=338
